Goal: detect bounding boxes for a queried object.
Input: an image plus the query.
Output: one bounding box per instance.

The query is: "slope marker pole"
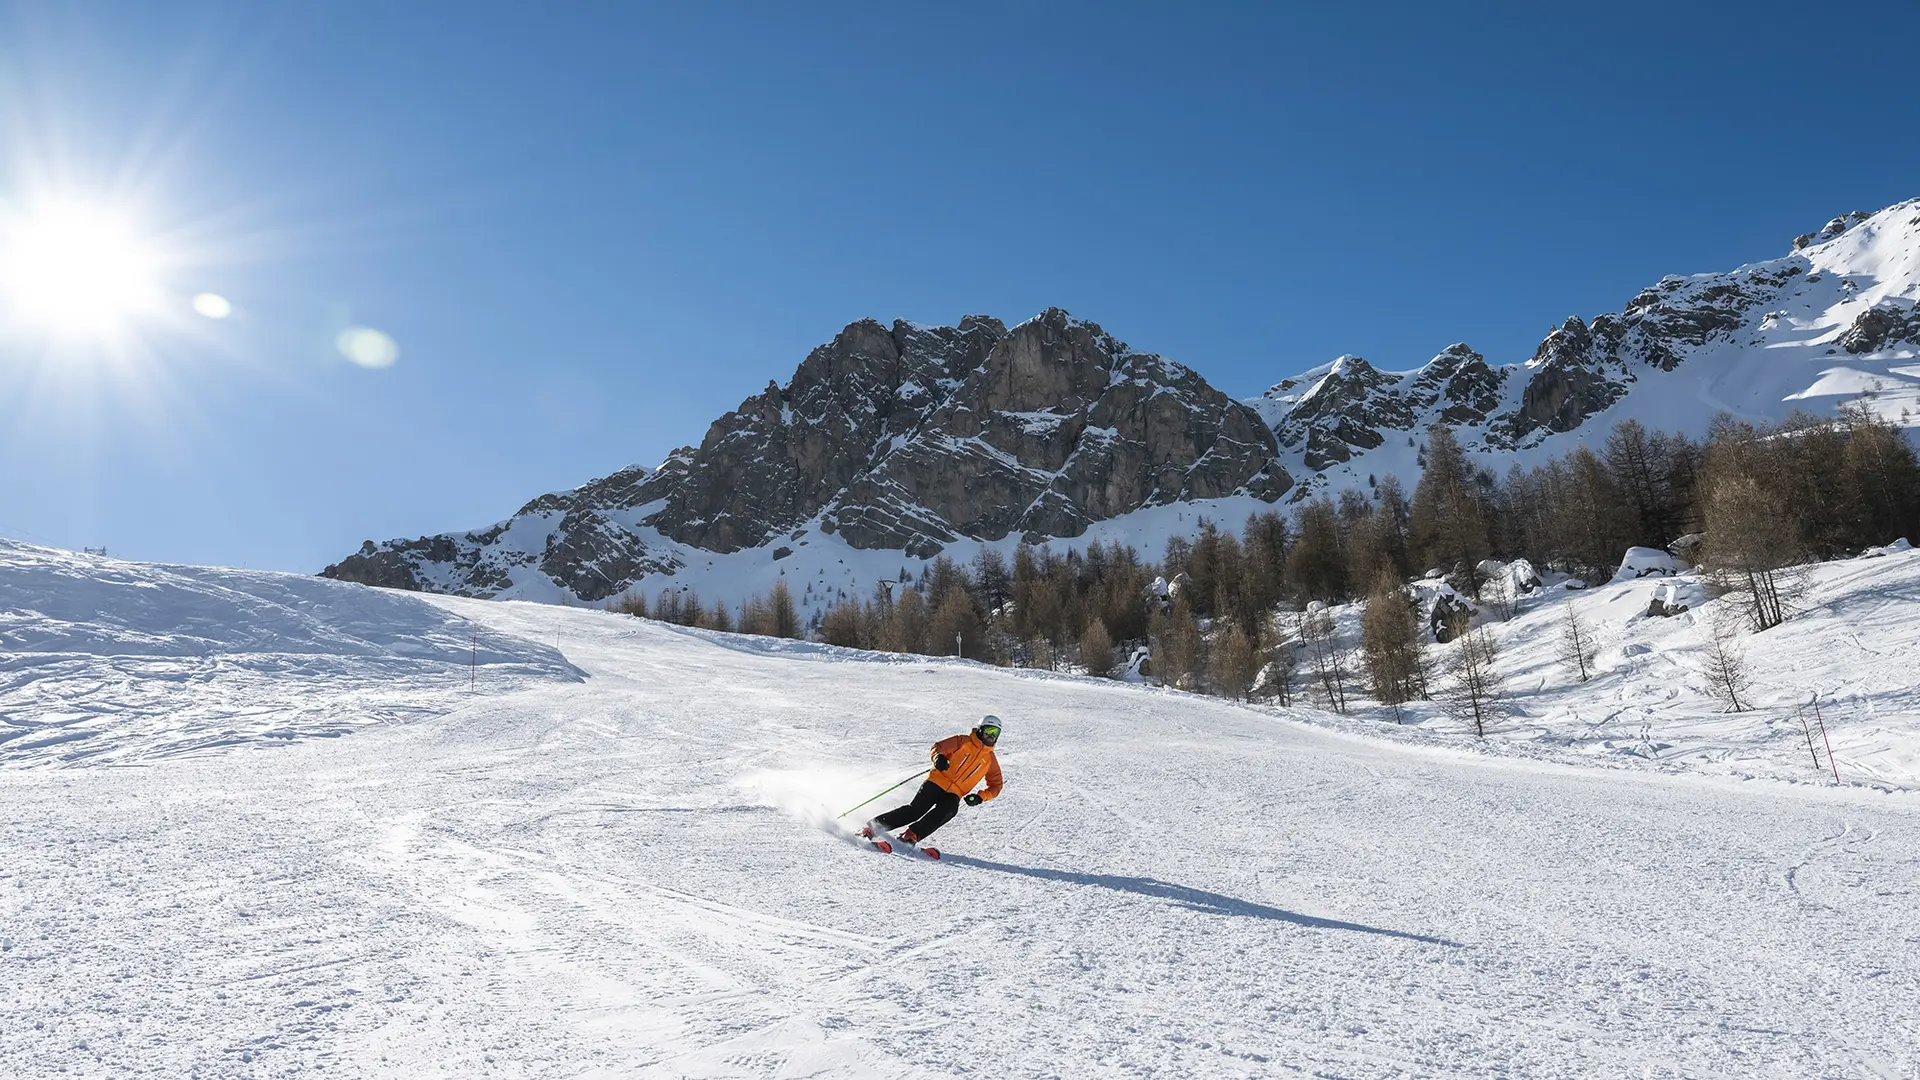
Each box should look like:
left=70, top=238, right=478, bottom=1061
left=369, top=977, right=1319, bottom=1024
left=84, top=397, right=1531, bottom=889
left=471, top=622, right=477, bottom=690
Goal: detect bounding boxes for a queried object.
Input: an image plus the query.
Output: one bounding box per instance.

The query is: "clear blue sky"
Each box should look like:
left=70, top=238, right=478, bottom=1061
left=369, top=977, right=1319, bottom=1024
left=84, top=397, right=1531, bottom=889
left=3, top=2, right=1916, bottom=572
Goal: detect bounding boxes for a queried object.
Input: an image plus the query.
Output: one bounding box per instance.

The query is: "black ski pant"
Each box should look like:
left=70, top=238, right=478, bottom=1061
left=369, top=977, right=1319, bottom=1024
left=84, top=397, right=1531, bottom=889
left=873, top=780, right=961, bottom=839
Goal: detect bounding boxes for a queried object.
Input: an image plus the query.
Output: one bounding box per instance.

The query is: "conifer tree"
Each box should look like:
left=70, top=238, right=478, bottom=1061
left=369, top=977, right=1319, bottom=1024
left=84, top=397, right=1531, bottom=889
left=1287, top=497, right=1349, bottom=602
left=1209, top=624, right=1259, bottom=702
left=1079, top=618, right=1115, bottom=678
left=1360, top=570, right=1426, bottom=717
left=927, top=584, right=983, bottom=657
left=885, top=588, right=928, bottom=653
left=767, top=579, right=801, bottom=638
left=818, top=600, right=868, bottom=648
left=1702, top=609, right=1751, bottom=712
left=1409, top=424, right=1493, bottom=589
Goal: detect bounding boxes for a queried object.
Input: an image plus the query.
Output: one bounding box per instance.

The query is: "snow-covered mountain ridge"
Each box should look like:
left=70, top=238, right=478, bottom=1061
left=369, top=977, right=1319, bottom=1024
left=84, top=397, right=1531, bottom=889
left=324, top=200, right=1920, bottom=610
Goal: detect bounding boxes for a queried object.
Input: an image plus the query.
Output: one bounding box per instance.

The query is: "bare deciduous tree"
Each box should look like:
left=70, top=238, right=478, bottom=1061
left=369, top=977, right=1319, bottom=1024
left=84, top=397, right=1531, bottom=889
left=1701, top=469, right=1802, bottom=631
left=1149, top=596, right=1203, bottom=689
left=1257, top=616, right=1297, bottom=706
left=1702, top=608, right=1751, bottom=712
left=1442, top=624, right=1505, bottom=737
left=1301, top=606, right=1351, bottom=714
left=818, top=599, right=869, bottom=648
left=1557, top=601, right=1597, bottom=683
left=607, top=591, right=648, bottom=618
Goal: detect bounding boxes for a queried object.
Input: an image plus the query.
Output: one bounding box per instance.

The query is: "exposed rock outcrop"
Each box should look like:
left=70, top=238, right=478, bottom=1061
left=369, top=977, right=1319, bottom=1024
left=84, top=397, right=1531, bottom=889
left=324, top=309, right=1290, bottom=599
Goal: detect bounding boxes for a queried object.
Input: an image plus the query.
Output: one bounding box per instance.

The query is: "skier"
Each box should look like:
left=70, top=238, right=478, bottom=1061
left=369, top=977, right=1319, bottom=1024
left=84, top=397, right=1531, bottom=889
left=862, top=716, right=1003, bottom=850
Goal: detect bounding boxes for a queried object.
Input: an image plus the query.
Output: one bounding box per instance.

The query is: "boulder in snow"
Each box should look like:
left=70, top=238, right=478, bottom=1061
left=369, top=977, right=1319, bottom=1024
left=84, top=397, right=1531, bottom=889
left=1647, top=583, right=1690, bottom=617
left=1668, top=533, right=1705, bottom=566
left=1613, top=546, right=1683, bottom=583
left=1409, top=578, right=1478, bottom=642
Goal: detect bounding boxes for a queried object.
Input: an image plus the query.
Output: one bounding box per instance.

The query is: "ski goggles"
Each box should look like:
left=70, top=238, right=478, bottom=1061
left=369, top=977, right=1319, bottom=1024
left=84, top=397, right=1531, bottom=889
left=975, top=723, right=1001, bottom=745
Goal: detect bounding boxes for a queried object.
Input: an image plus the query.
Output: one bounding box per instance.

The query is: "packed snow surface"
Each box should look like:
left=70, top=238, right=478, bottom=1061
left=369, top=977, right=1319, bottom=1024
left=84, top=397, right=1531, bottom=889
left=3, top=542, right=1918, bottom=1077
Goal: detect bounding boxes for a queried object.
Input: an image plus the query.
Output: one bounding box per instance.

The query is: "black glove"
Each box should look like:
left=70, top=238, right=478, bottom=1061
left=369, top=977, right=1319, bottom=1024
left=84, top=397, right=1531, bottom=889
left=964, top=793, right=983, bottom=807
left=933, top=754, right=950, bottom=771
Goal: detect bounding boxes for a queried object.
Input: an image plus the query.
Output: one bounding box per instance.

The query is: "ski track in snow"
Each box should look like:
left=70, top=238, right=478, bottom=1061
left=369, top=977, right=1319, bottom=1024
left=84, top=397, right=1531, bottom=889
left=2, top=546, right=1919, bottom=1077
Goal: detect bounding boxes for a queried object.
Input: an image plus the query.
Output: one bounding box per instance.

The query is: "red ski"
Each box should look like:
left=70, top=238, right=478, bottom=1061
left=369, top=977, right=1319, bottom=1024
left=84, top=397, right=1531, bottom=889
left=860, top=826, right=939, bottom=859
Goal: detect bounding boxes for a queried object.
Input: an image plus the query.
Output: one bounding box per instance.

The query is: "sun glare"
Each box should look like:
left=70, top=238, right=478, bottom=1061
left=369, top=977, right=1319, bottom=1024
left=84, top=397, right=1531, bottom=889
left=0, top=201, right=165, bottom=339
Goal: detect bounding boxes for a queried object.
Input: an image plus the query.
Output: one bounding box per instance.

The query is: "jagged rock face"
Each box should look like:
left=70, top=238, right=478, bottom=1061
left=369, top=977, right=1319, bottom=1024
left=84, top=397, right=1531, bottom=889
left=1496, top=262, right=1800, bottom=443
left=1252, top=198, right=1920, bottom=501
left=1273, top=358, right=1405, bottom=470
left=1794, top=211, right=1872, bottom=251
left=1261, top=345, right=1508, bottom=471
left=1511, top=316, right=1631, bottom=436
left=637, top=317, right=1004, bottom=553
left=1841, top=302, right=1920, bottom=354
left=1411, top=344, right=1505, bottom=429
left=323, top=309, right=1291, bottom=598
left=823, top=311, right=1287, bottom=553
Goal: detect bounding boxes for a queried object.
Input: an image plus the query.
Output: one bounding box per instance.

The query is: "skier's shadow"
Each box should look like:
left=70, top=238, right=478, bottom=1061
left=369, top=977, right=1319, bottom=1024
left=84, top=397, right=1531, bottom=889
left=939, top=855, right=1461, bottom=947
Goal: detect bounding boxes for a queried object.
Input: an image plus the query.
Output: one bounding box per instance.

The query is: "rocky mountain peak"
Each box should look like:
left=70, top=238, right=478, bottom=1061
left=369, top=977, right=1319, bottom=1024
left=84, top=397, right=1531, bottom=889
left=324, top=199, right=1920, bottom=613
left=327, top=307, right=1290, bottom=599
left=1795, top=210, right=1873, bottom=251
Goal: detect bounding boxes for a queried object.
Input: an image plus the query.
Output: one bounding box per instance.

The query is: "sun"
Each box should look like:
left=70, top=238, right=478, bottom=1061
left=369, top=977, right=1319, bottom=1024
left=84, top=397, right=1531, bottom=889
left=0, top=199, right=166, bottom=340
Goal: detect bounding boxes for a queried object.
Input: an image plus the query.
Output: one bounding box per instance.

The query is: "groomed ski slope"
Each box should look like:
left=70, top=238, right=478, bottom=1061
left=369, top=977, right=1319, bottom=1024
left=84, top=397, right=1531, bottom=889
left=2, top=545, right=1917, bottom=1078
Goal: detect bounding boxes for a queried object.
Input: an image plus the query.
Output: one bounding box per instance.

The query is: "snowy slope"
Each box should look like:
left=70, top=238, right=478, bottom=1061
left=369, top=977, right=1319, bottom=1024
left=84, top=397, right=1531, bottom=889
left=3, top=546, right=1917, bottom=1077
left=1304, top=546, right=1920, bottom=792
left=0, top=540, right=581, bottom=766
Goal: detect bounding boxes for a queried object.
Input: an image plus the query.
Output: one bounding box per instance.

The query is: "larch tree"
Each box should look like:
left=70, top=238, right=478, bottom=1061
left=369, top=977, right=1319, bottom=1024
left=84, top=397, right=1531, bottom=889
left=1557, top=600, right=1597, bottom=683
left=1700, top=467, right=1799, bottom=631
left=1701, top=608, right=1751, bottom=712
left=1287, top=497, right=1349, bottom=602
left=1409, top=424, right=1494, bottom=590
left=1208, top=623, right=1260, bottom=702
left=1360, top=570, right=1427, bottom=719
left=1441, top=624, right=1504, bottom=737
left=1300, top=606, right=1350, bottom=714
left=1079, top=617, right=1116, bottom=678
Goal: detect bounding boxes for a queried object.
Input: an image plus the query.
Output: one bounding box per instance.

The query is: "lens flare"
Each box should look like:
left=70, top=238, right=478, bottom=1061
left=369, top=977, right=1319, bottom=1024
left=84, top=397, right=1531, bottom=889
left=192, top=292, right=232, bottom=319
left=336, top=325, right=398, bottom=368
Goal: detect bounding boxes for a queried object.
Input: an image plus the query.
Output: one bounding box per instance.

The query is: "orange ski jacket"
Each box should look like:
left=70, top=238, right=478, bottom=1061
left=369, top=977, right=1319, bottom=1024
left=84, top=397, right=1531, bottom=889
left=928, top=733, right=1002, bottom=802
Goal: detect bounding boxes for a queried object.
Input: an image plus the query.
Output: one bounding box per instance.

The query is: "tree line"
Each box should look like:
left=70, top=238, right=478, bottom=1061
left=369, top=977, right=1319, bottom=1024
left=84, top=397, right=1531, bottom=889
left=609, top=408, right=1920, bottom=721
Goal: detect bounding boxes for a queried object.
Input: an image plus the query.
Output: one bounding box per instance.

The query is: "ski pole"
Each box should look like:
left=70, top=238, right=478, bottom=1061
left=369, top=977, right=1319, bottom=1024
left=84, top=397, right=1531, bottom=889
left=837, top=769, right=931, bottom=819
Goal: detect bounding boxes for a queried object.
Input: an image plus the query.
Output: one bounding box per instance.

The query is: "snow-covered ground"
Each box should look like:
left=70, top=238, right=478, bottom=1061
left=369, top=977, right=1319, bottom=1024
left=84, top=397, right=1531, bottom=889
left=1317, top=546, right=1920, bottom=793
left=0, top=541, right=581, bottom=766
left=3, top=541, right=1917, bottom=1077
